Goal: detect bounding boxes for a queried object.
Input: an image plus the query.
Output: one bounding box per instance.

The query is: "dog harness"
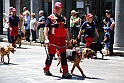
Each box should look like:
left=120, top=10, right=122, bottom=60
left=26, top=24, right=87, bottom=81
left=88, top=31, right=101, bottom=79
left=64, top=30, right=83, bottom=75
left=66, top=49, right=81, bottom=61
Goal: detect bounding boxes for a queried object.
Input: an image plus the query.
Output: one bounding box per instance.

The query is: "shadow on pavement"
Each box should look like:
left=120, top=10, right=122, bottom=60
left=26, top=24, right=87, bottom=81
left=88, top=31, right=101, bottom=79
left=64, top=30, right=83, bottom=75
left=52, top=74, right=85, bottom=80
left=94, top=58, right=110, bottom=60
left=16, top=47, right=31, bottom=49
left=0, top=62, right=18, bottom=66
left=72, top=74, right=85, bottom=80
left=85, top=76, right=104, bottom=80
left=51, top=75, right=62, bottom=80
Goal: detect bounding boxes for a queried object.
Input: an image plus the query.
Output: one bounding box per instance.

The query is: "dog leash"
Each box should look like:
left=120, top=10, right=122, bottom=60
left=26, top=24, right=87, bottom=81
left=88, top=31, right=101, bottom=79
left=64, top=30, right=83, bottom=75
left=49, top=44, right=67, bottom=48
left=44, top=45, right=51, bottom=60
left=44, top=44, right=66, bottom=60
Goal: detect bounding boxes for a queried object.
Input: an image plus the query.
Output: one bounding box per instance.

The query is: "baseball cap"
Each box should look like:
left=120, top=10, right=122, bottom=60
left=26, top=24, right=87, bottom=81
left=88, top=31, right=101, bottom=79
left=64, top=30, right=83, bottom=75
left=87, top=13, right=93, bottom=18
left=71, top=10, right=76, bottom=13
left=54, top=2, right=62, bottom=8
left=12, top=8, right=16, bottom=12
left=75, top=12, right=79, bottom=14
left=105, top=9, right=112, bottom=15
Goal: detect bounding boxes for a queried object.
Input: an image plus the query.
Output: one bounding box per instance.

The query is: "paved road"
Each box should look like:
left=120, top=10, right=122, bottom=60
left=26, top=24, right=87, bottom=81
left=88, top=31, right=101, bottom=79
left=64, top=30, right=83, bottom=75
left=0, top=42, right=124, bottom=83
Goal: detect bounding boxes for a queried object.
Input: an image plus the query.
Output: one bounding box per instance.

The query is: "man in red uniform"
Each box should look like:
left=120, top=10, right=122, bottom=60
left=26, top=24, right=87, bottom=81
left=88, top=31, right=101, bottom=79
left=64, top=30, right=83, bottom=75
left=8, top=8, right=20, bottom=47
left=43, top=2, right=72, bottom=79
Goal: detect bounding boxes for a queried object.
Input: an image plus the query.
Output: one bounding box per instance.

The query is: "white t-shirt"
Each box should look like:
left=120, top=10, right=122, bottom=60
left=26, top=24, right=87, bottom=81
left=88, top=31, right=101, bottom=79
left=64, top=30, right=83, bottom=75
left=30, top=18, right=37, bottom=30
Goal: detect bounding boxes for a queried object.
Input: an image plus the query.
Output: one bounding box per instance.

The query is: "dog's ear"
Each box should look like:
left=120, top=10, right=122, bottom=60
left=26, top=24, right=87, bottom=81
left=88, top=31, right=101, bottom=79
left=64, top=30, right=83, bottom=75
left=7, top=44, right=11, bottom=47
left=1, top=47, right=5, bottom=52
left=70, top=39, right=73, bottom=43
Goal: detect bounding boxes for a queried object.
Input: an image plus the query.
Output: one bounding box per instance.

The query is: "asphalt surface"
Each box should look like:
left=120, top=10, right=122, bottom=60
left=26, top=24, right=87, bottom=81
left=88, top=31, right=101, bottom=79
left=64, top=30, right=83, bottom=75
left=0, top=42, right=124, bottom=83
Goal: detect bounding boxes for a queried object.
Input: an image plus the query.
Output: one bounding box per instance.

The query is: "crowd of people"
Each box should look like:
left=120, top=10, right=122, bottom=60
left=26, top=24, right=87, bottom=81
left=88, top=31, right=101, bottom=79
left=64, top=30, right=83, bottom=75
left=70, top=9, right=115, bottom=56
left=3, top=2, right=115, bottom=79
left=3, top=6, right=46, bottom=47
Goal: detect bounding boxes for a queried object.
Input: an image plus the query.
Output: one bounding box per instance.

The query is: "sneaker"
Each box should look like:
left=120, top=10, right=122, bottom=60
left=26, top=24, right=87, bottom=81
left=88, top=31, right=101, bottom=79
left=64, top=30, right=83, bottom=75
left=62, top=73, right=72, bottom=79
left=44, top=70, right=52, bottom=76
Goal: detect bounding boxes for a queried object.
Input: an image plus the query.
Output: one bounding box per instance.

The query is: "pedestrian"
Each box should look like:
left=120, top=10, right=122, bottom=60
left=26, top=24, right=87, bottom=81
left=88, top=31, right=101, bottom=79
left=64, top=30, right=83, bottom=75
left=37, top=10, right=45, bottom=44
left=70, top=10, right=76, bottom=39
left=78, top=13, right=99, bottom=48
left=30, top=13, right=37, bottom=43
left=6, top=7, right=13, bottom=43
left=103, top=10, right=115, bottom=55
left=103, top=27, right=110, bottom=56
left=81, top=12, right=86, bottom=25
left=19, top=7, right=28, bottom=33
left=43, top=2, right=72, bottom=79
left=24, top=10, right=30, bottom=42
left=8, top=8, right=20, bottom=47
left=22, top=7, right=28, bottom=16
left=73, top=12, right=82, bottom=46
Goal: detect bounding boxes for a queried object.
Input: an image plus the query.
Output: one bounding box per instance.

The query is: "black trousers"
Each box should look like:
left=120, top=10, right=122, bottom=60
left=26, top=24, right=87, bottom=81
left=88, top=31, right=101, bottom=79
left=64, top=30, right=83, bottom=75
left=25, top=29, right=30, bottom=42
left=45, top=51, right=67, bottom=65
left=31, top=29, right=36, bottom=42
left=109, top=39, right=114, bottom=55
left=109, top=31, right=114, bottom=55
left=71, top=27, right=80, bottom=39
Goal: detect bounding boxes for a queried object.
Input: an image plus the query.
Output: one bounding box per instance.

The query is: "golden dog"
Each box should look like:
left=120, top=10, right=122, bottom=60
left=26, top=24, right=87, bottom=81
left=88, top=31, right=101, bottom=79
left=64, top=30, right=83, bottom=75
left=0, top=45, right=16, bottom=63
left=57, top=48, right=94, bottom=77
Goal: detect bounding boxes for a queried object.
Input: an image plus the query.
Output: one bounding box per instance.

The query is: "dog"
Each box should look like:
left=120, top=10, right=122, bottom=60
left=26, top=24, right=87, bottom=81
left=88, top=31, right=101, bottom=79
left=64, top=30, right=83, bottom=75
left=70, top=39, right=78, bottom=50
left=57, top=48, right=94, bottom=77
left=89, top=42, right=104, bottom=59
left=0, top=45, right=16, bottom=63
left=82, top=48, right=95, bottom=59
left=16, top=31, right=25, bottom=47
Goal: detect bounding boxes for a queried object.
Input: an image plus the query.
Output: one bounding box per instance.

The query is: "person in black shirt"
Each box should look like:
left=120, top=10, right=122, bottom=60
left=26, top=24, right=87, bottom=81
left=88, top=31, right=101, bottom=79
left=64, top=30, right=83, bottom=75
left=78, top=13, right=99, bottom=48
left=103, top=10, right=115, bottom=55
left=8, top=8, right=20, bottom=47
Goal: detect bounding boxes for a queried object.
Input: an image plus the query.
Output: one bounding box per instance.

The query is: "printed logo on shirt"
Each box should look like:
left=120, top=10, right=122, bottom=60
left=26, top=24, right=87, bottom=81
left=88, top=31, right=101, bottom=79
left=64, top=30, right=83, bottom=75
left=86, top=24, right=91, bottom=29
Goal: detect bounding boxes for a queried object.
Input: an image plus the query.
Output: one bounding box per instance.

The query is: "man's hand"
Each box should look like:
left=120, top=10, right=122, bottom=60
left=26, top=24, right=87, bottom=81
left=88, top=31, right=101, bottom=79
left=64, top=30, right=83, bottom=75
left=9, top=27, right=12, bottom=31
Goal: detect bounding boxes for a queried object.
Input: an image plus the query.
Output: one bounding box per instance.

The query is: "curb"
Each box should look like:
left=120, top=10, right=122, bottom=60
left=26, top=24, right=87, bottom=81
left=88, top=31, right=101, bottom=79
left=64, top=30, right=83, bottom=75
left=1, top=38, right=124, bottom=56
left=2, top=38, right=43, bottom=46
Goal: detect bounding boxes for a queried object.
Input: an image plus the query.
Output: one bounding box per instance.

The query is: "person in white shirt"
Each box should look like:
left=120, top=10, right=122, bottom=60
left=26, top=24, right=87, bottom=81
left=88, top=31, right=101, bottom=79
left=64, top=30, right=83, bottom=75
left=30, top=13, right=37, bottom=42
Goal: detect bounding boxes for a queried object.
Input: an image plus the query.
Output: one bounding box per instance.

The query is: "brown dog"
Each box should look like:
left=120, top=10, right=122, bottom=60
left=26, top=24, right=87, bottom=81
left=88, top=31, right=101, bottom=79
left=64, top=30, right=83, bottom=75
left=16, top=31, right=25, bottom=47
left=57, top=48, right=94, bottom=77
left=82, top=48, right=95, bottom=59
left=0, top=45, right=16, bottom=63
left=70, top=39, right=78, bottom=50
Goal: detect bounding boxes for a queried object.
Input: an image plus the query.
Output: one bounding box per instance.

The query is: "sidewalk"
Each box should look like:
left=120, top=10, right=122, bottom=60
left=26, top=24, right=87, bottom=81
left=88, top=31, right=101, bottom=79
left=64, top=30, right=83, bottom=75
left=0, top=34, right=124, bottom=56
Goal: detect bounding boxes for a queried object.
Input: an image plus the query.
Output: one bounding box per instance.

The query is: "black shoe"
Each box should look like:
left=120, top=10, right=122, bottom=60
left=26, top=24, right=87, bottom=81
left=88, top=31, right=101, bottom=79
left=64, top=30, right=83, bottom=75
left=41, top=42, right=44, bottom=44
left=62, top=73, right=72, bottom=79
left=44, top=71, right=52, bottom=76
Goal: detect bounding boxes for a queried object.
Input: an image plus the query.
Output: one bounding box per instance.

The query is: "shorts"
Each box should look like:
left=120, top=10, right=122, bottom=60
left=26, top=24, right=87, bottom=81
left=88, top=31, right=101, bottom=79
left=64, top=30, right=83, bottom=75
left=105, top=42, right=110, bottom=50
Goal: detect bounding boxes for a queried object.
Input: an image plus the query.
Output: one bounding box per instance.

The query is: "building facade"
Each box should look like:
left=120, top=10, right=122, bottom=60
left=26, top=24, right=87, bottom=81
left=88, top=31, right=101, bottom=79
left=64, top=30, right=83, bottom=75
left=2, top=0, right=124, bottom=47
